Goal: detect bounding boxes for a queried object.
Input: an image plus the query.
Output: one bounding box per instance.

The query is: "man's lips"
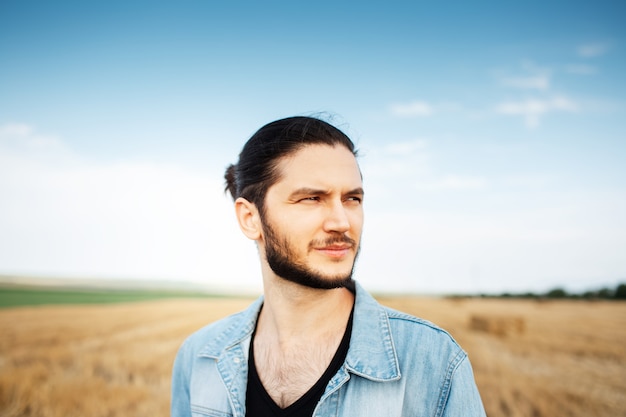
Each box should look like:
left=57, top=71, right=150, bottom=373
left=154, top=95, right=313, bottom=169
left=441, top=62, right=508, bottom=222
left=314, top=244, right=353, bottom=258
left=310, top=235, right=357, bottom=258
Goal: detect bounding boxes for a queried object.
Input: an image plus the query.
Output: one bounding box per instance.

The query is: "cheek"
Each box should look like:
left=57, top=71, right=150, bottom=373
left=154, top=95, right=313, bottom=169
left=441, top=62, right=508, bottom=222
left=348, top=211, right=364, bottom=231
left=285, top=211, right=324, bottom=231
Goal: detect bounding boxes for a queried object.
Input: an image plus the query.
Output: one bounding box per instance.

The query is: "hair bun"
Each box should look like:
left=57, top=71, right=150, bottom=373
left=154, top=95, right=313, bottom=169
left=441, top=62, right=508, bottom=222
left=224, top=164, right=238, bottom=199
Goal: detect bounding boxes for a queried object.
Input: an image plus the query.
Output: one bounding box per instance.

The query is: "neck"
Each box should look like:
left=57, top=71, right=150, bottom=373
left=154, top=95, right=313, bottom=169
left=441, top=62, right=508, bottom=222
left=257, top=275, right=354, bottom=344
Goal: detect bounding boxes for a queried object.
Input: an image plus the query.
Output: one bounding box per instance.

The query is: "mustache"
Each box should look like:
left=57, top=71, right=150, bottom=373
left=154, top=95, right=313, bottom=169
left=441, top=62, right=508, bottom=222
left=310, top=234, right=357, bottom=248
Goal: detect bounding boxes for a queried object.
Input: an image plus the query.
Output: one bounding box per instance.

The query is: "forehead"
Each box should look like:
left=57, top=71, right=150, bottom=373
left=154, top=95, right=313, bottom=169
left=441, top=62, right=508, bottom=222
left=272, top=144, right=362, bottom=191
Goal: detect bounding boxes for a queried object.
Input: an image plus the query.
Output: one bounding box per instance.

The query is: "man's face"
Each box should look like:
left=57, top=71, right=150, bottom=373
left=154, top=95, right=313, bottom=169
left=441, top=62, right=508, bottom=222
left=260, top=144, right=364, bottom=289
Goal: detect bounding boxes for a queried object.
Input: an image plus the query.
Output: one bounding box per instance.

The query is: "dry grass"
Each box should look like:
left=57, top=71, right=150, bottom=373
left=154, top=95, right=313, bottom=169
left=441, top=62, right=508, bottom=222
left=378, top=296, right=626, bottom=417
left=1, top=296, right=625, bottom=417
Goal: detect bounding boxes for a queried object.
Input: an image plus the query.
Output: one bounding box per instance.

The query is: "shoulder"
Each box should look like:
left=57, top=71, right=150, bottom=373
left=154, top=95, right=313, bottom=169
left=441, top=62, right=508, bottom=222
left=384, top=306, right=459, bottom=344
left=383, top=305, right=466, bottom=362
left=382, top=306, right=485, bottom=415
left=351, top=282, right=468, bottom=381
left=181, top=310, right=243, bottom=349
left=176, top=297, right=262, bottom=360
left=354, top=282, right=464, bottom=357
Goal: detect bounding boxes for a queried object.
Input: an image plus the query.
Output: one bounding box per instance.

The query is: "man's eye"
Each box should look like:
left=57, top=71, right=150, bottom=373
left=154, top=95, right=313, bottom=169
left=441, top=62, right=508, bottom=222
left=300, top=197, right=320, bottom=202
left=346, top=196, right=362, bottom=203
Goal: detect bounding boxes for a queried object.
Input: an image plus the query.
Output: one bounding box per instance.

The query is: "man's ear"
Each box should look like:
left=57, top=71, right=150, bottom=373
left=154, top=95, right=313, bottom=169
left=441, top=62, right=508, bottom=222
left=234, top=197, right=262, bottom=240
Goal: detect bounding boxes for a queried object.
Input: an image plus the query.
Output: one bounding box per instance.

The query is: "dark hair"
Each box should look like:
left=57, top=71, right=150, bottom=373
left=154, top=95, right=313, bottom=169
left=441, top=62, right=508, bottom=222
left=224, top=116, right=357, bottom=213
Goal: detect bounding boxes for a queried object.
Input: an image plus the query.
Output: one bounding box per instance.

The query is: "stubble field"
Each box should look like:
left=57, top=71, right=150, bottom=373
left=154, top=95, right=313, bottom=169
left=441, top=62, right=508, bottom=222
left=1, top=295, right=625, bottom=417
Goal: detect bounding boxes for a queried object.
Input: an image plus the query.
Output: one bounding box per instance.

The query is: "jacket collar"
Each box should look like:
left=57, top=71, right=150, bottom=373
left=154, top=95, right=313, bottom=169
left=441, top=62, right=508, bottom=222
left=197, top=281, right=401, bottom=382
left=197, top=297, right=263, bottom=359
left=345, top=282, right=401, bottom=381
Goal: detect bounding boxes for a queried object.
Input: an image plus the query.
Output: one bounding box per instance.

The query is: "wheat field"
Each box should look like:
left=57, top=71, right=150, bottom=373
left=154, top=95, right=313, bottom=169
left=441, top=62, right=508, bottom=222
left=1, top=295, right=625, bottom=417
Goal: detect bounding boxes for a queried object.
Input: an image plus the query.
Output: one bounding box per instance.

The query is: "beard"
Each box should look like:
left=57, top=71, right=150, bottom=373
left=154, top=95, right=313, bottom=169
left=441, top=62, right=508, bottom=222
left=261, top=219, right=359, bottom=290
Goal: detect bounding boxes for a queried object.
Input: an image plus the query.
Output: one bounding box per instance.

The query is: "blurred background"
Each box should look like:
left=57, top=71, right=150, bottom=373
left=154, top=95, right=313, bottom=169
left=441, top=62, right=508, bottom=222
left=1, top=0, right=625, bottom=296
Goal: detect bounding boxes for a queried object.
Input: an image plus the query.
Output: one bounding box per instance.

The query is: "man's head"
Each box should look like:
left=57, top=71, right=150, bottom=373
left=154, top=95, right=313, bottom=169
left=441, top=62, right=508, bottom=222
left=226, top=116, right=363, bottom=289
left=224, top=116, right=357, bottom=216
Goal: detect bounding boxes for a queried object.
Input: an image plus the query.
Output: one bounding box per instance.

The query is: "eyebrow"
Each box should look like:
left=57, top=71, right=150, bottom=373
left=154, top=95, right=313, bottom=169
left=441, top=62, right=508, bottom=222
left=288, top=187, right=365, bottom=199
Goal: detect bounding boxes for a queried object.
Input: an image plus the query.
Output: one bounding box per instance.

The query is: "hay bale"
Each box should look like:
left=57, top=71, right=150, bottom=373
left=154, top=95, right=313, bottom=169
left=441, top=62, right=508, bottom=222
left=469, top=314, right=525, bottom=337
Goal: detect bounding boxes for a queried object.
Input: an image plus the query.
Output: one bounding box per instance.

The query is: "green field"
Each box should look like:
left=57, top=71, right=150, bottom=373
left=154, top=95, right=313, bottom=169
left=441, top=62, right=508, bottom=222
left=0, top=286, right=214, bottom=308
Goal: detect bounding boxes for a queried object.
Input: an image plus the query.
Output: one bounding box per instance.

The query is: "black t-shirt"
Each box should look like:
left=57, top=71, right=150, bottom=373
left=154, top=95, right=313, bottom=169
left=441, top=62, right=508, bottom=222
left=245, top=308, right=354, bottom=417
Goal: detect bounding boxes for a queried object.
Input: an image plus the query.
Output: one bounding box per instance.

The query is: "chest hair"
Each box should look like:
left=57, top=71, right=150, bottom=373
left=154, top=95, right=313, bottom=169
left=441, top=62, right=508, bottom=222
left=253, top=333, right=343, bottom=409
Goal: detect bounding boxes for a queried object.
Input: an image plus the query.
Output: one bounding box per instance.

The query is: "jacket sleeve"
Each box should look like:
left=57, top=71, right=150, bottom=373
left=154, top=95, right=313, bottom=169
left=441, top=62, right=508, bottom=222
left=171, top=340, right=192, bottom=417
left=441, top=357, right=486, bottom=417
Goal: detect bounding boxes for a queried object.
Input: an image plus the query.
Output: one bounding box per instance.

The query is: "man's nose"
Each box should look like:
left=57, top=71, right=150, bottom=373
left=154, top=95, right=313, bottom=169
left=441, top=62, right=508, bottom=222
left=323, top=201, right=351, bottom=233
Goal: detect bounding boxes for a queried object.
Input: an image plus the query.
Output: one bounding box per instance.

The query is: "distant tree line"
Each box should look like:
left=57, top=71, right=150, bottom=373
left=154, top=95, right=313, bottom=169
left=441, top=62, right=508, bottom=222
left=481, top=282, right=626, bottom=300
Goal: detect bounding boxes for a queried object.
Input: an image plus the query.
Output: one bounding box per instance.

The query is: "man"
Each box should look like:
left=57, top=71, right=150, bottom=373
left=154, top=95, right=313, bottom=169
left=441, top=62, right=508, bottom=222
left=171, top=116, right=486, bottom=416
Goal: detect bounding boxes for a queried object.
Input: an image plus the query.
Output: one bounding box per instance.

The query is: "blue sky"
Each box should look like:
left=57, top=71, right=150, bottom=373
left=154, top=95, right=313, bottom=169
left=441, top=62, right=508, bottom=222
left=1, top=1, right=624, bottom=294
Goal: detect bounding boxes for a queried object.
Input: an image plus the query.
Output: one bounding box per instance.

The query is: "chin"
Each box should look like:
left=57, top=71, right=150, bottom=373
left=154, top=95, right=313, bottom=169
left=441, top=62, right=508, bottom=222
left=277, top=270, right=353, bottom=290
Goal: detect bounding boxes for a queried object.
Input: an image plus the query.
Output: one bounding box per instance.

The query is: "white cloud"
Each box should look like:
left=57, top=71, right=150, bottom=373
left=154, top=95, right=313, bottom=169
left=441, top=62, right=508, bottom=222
left=413, top=175, right=487, bottom=191
left=565, top=64, right=597, bottom=75
left=381, top=139, right=428, bottom=155
left=0, top=123, right=68, bottom=156
left=360, top=138, right=432, bottom=183
left=358, top=188, right=626, bottom=294
left=0, top=123, right=261, bottom=292
left=0, top=123, right=33, bottom=136
left=495, top=96, right=578, bottom=128
left=362, top=140, right=486, bottom=192
left=501, top=75, right=550, bottom=90
left=495, top=61, right=552, bottom=91
left=577, top=42, right=610, bottom=58
left=390, top=101, right=434, bottom=117
left=496, top=173, right=558, bottom=189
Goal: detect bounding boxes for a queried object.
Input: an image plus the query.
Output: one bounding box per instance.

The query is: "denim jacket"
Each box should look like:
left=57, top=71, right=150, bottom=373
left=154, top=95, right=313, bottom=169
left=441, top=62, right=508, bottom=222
left=171, top=282, right=486, bottom=417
